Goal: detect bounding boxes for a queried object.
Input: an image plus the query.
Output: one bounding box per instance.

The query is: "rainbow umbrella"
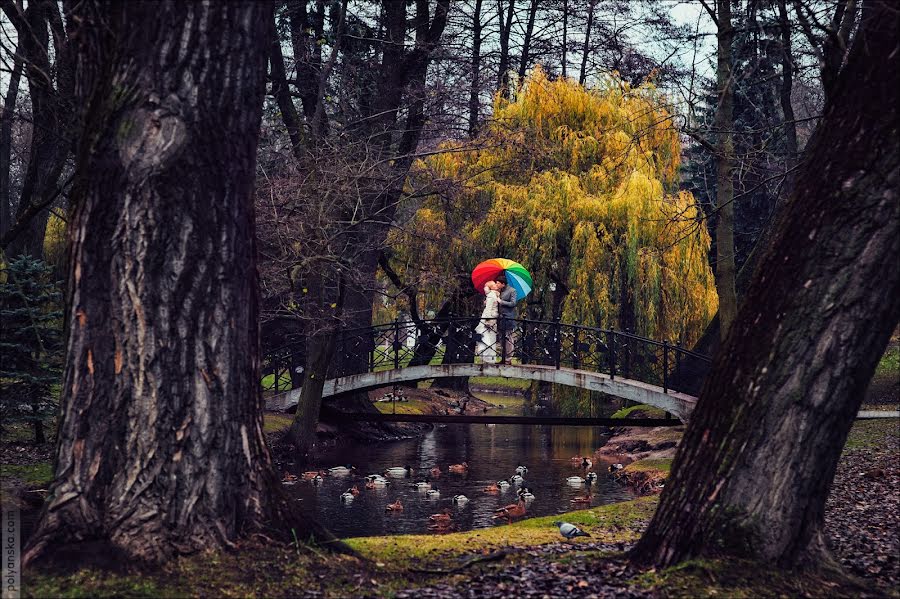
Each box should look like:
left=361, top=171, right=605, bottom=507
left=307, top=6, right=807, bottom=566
left=471, top=258, right=532, bottom=300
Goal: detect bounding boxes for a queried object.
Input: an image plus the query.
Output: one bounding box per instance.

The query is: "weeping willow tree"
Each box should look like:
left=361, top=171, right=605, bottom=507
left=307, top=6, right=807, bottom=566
left=389, top=68, right=717, bottom=410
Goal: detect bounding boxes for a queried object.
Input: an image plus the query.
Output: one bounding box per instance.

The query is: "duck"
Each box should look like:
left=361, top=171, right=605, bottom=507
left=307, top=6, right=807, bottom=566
left=483, top=483, right=500, bottom=494
left=301, top=470, right=325, bottom=481
left=348, top=485, right=360, bottom=496
left=581, top=457, right=593, bottom=469
left=386, top=499, right=403, bottom=512
left=509, top=474, right=524, bottom=484
left=365, top=474, right=389, bottom=487
left=585, top=472, right=598, bottom=484
left=282, top=472, right=298, bottom=482
left=365, top=480, right=377, bottom=490
left=429, top=509, right=453, bottom=523
left=517, top=487, right=535, bottom=501
left=608, top=463, right=624, bottom=473
left=452, top=494, right=469, bottom=504
left=515, top=465, right=528, bottom=475
left=340, top=491, right=355, bottom=503
left=385, top=465, right=413, bottom=477
left=425, top=488, right=441, bottom=498
left=570, top=492, right=592, bottom=505
left=566, top=476, right=586, bottom=485
left=497, top=480, right=510, bottom=489
left=553, top=521, right=591, bottom=539
left=413, top=480, right=431, bottom=490
left=448, top=462, right=468, bottom=473
left=493, top=499, right=527, bottom=521
left=311, top=475, right=324, bottom=485
left=570, top=454, right=584, bottom=464
left=428, top=522, right=457, bottom=533
left=328, top=465, right=355, bottom=475
left=429, top=466, right=442, bottom=478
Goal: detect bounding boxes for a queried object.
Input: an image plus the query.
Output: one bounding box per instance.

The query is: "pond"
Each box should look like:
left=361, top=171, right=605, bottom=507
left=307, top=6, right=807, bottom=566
left=284, top=392, right=636, bottom=538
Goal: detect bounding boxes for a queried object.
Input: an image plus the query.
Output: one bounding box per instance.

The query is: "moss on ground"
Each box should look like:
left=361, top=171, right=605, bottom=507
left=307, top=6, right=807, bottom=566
left=874, top=342, right=899, bottom=381
left=1, top=462, right=53, bottom=486
left=843, top=418, right=900, bottom=451
left=262, top=413, right=294, bottom=434
left=373, top=399, right=431, bottom=415
left=346, top=496, right=659, bottom=568
left=611, top=404, right=667, bottom=419
left=624, top=458, right=672, bottom=475
left=469, top=376, right=531, bottom=391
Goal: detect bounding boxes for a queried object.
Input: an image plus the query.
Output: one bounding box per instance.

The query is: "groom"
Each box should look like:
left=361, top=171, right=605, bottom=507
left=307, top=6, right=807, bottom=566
left=495, top=274, right=517, bottom=364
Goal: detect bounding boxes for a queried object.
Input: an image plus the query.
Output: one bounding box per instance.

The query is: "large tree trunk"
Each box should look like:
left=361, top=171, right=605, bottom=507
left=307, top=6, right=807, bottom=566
left=632, top=1, right=899, bottom=569
left=713, top=0, right=737, bottom=338
left=497, top=0, right=516, bottom=97
left=24, top=0, right=349, bottom=567
left=517, top=0, right=538, bottom=81
left=0, top=41, right=23, bottom=238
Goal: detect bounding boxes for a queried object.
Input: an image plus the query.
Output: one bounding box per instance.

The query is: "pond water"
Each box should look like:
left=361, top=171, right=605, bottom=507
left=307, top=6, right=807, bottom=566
left=284, top=392, right=636, bottom=538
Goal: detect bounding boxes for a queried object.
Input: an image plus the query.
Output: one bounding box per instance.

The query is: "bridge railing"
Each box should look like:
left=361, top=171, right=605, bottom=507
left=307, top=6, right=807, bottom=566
left=262, top=317, right=712, bottom=397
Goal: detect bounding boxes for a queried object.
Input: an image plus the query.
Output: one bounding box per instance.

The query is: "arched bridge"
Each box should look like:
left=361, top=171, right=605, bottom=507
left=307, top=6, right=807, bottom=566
left=263, top=318, right=712, bottom=422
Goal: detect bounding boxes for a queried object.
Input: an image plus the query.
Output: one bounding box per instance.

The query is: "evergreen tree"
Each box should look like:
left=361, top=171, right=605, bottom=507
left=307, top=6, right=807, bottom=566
left=0, top=256, right=62, bottom=443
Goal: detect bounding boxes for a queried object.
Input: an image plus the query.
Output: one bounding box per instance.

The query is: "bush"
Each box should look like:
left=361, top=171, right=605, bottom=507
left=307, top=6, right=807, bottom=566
left=0, top=256, right=63, bottom=443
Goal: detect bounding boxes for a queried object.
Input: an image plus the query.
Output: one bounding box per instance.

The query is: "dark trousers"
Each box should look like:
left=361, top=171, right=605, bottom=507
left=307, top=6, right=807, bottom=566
left=499, top=317, right=514, bottom=361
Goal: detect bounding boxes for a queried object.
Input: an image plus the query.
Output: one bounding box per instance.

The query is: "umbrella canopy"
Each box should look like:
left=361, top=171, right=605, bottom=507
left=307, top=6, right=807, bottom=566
left=472, top=258, right=533, bottom=300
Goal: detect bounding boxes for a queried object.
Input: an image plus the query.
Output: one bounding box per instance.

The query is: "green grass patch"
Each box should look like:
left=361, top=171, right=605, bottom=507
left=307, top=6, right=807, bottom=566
left=1, top=462, right=53, bottom=486
left=346, top=495, right=658, bottom=568
left=874, top=342, right=899, bottom=381
left=263, top=413, right=294, bottom=434
left=611, top=404, right=666, bottom=419
left=373, top=399, right=431, bottom=415
left=261, top=372, right=292, bottom=392
left=624, top=458, right=672, bottom=475
left=844, top=418, right=899, bottom=451
left=469, top=376, right=530, bottom=390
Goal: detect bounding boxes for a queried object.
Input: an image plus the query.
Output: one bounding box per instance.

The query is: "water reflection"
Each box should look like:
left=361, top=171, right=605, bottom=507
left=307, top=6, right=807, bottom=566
left=287, top=393, right=634, bottom=538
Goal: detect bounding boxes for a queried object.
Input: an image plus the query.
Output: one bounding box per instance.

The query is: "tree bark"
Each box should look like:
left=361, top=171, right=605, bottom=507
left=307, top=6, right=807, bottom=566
left=517, top=0, right=538, bottom=82
left=0, top=40, right=23, bottom=238
left=578, top=0, right=597, bottom=86
left=561, top=0, right=568, bottom=79
left=776, top=0, right=799, bottom=195
left=632, top=1, right=899, bottom=569
left=497, top=0, right=516, bottom=97
left=288, top=333, right=336, bottom=458
left=269, top=17, right=305, bottom=158
left=713, top=0, right=738, bottom=338
left=468, top=0, right=484, bottom=139
left=24, top=0, right=349, bottom=567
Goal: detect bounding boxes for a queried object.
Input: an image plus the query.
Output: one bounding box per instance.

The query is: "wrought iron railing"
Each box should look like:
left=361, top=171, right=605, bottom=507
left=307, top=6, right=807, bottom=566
left=261, top=317, right=712, bottom=397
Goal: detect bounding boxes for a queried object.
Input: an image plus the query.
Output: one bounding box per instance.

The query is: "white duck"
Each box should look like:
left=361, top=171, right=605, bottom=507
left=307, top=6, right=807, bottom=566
left=510, top=474, right=524, bottom=485
left=515, top=465, right=528, bottom=475
left=452, top=494, right=469, bottom=504
left=385, top=465, right=412, bottom=478
left=585, top=472, right=598, bottom=484
left=566, top=476, right=586, bottom=485
left=340, top=492, right=355, bottom=503
left=328, top=465, right=354, bottom=475
left=425, top=489, right=441, bottom=498
left=414, top=480, right=431, bottom=490
left=497, top=480, right=511, bottom=489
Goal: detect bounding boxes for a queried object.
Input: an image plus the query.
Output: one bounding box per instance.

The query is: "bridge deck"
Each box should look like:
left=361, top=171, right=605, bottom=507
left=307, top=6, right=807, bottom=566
left=339, top=413, right=683, bottom=427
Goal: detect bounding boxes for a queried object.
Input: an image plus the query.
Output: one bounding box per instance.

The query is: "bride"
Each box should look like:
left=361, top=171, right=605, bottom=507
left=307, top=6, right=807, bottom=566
left=476, top=281, right=500, bottom=363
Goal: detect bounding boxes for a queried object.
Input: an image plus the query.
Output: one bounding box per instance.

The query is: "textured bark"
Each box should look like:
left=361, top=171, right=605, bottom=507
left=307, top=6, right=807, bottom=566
left=288, top=334, right=336, bottom=458
left=468, top=0, right=484, bottom=139
left=713, top=0, right=737, bottom=338
left=497, top=0, right=516, bottom=97
left=24, top=0, right=349, bottom=567
left=517, top=0, right=538, bottom=81
left=269, top=18, right=305, bottom=158
left=776, top=0, right=799, bottom=195
left=632, top=1, right=899, bottom=569
left=0, top=40, right=23, bottom=237
left=578, top=0, right=597, bottom=85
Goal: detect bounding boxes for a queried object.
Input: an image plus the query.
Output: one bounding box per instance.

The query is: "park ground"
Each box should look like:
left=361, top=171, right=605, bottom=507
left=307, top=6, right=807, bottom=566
left=3, top=341, right=898, bottom=598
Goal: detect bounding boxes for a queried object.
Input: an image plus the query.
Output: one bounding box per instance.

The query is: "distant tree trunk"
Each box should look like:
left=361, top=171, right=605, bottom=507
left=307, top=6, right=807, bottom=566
left=517, top=0, right=538, bottom=81
left=777, top=0, right=799, bottom=194
left=24, top=0, right=349, bottom=567
left=468, top=0, right=484, bottom=138
left=561, top=0, right=568, bottom=78
left=632, top=1, right=899, bottom=569
left=288, top=333, right=336, bottom=458
left=269, top=17, right=305, bottom=158
left=579, top=0, right=597, bottom=85
left=497, top=0, right=516, bottom=97
left=713, top=0, right=737, bottom=338
left=0, top=41, right=22, bottom=237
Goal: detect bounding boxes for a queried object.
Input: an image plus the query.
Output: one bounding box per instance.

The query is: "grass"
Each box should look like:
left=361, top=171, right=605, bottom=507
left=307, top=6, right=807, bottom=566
left=373, top=399, right=431, bottom=415
left=624, top=458, right=672, bottom=475
left=611, top=404, right=667, bottom=419
left=873, top=341, right=899, bottom=381
left=346, top=495, right=659, bottom=568
left=468, top=376, right=531, bottom=390
left=1, top=462, right=53, bottom=486
left=261, top=372, right=292, bottom=392
left=843, top=418, right=899, bottom=451
left=262, top=413, right=294, bottom=434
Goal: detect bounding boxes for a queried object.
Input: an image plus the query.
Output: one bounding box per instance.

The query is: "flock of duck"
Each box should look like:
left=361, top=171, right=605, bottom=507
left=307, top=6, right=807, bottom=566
left=282, top=454, right=626, bottom=535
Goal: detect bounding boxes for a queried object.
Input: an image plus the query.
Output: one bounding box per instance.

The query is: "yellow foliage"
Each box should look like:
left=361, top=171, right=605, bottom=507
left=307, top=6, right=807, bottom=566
left=390, top=67, right=717, bottom=346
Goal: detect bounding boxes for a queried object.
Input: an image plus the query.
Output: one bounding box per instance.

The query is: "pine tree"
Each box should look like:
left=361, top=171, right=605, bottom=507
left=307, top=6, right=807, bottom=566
left=0, top=256, right=62, bottom=443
